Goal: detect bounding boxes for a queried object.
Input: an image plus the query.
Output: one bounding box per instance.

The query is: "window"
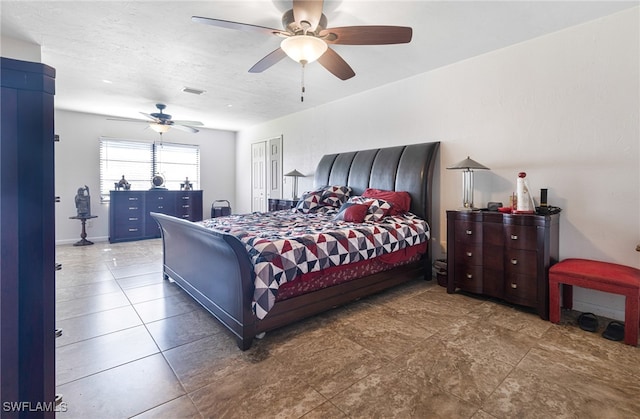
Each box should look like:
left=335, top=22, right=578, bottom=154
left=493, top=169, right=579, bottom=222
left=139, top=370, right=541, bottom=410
left=99, top=138, right=200, bottom=202
left=155, top=142, right=200, bottom=191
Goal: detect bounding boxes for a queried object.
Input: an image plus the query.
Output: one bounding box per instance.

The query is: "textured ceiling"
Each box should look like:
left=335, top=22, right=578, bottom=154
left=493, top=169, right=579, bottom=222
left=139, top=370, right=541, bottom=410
left=1, top=1, right=636, bottom=131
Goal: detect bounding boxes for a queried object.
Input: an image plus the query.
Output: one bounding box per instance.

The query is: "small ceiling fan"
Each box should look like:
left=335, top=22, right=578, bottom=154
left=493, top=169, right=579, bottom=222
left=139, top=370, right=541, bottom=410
left=108, top=103, right=203, bottom=133
left=192, top=0, right=412, bottom=81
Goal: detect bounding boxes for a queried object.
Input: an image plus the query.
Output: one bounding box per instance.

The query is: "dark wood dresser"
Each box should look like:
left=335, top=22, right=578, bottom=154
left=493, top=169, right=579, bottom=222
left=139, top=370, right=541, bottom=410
left=446, top=210, right=560, bottom=319
left=109, top=190, right=203, bottom=243
left=268, top=198, right=297, bottom=211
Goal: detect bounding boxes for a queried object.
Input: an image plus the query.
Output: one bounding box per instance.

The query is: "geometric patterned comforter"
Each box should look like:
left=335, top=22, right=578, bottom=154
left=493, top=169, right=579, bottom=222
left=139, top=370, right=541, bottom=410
left=200, top=209, right=430, bottom=319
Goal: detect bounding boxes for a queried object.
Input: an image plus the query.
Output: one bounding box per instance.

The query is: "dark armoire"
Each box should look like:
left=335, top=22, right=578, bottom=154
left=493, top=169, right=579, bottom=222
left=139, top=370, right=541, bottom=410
left=1, top=57, right=57, bottom=417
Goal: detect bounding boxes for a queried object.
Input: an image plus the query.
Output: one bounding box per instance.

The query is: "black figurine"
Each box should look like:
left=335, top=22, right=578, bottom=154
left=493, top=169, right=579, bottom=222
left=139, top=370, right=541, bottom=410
left=115, top=175, right=130, bottom=191
left=75, top=185, right=91, bottom=217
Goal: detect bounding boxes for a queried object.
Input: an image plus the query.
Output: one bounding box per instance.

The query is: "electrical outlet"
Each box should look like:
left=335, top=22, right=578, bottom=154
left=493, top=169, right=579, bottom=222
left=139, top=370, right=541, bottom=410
left=87, top=220, right=93, bottom=228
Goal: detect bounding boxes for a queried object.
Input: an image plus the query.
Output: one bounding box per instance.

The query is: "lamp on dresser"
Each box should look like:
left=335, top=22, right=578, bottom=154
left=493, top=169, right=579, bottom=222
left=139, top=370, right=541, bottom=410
left=447, top=156, right=490, bottom=211
left=284, top=169, right=305, bottom=200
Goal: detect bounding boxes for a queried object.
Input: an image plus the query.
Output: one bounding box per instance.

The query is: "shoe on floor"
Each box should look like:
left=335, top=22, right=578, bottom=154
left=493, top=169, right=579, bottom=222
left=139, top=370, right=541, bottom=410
left=577, top=312, right=598, bottom=332
left=602, top=320, right=625, bottom=341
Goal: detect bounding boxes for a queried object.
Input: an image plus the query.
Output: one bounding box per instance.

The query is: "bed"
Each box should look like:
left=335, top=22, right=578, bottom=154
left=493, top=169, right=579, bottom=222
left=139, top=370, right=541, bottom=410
left=151, top=142, right=440, bottom=350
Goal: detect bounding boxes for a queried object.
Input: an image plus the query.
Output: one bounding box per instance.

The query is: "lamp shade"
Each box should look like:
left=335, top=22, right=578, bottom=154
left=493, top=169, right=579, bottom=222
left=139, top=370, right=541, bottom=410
left=284, top=169, right=305, bottom=177
left=280, top=35, right=328, bottom=64
left=446, top=156, right=490, bottom=171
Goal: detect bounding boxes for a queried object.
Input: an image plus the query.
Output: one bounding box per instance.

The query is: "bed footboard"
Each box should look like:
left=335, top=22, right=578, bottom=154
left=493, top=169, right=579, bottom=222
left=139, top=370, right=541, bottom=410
left=150, top=213, right=257, bottom=349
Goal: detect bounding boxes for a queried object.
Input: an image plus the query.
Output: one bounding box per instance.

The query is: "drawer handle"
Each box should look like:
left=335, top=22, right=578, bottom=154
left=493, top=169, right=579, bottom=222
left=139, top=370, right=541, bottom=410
left=129, top=207, right=138, bottom=210
left=465, top=230, right=473, bottom=235
left=182, top=215, right=190, bottom=219
left=128, top=228, right=138, bottom=232
left=466, top=273, right=473, bottom=279
left=158, top=197, right=164, bottom=200
left=511, top=258, right=518, bottom=265
left=510, top=234, right=518, bottom=240
left=510, top=283, right=518, bottom=289
left=182, top=197, right=190, bottom=200
left=128, top=197, right=138, bottom=201
left=466, top=251, right=473, bottom=257
left=158, top=206, right=164, bottom=209
left=182, top=205, right=189, bottom=208
left=128, top=217, right=138, bottom=221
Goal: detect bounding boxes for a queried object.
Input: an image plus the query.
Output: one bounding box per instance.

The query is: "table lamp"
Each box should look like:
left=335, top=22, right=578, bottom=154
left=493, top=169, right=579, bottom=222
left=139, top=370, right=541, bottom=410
left=284, top=169, right=305, bottom=200
left=447, top=156, right=490, bottom=210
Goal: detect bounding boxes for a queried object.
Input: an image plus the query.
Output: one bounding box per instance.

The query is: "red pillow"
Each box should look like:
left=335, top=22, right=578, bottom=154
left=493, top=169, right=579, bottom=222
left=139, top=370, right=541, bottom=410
left=334, top=202, right=369, bottom=223
left=343, top=204, right=369, bottom=222
left=362, top=188, right=411, bottom=215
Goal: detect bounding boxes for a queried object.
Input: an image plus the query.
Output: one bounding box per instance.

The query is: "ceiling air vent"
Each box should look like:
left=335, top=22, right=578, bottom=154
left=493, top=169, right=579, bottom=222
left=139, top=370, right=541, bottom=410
left=181, top=87, right=206, bottom=95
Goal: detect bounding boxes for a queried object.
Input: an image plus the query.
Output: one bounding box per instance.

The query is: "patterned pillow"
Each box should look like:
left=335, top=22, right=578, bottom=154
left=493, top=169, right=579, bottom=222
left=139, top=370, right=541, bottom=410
left=295, top=189, right=324, bottom=213
left=363, top=198, right=393, bottom=222
left=346, top=196, right=393, bottom=222
left=320, top=185, right=352, bottom=208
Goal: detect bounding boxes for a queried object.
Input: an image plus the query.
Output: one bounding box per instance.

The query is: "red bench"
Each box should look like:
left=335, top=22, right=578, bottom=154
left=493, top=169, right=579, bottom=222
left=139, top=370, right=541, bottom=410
left=549, top=258, right=640, bottom=346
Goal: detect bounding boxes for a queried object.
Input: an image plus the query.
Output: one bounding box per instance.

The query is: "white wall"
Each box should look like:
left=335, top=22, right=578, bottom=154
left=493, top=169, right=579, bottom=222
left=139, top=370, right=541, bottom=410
left=54, top=109, right=236, bottom=243
left=0, top=36, right=41, bottom=62
left=236, top=8, right=639, bottom=320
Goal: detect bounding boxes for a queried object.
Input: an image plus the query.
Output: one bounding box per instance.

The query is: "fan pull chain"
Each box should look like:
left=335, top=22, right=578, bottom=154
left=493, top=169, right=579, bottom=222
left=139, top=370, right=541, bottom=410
left=300, top=62, right=306, bottom=102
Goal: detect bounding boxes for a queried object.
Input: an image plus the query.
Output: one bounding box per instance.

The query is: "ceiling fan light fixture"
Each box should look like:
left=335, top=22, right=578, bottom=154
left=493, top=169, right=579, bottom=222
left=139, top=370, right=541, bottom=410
left=280, top=35, right=327, bottom=64
left=149, top=123, right=171, bottom=133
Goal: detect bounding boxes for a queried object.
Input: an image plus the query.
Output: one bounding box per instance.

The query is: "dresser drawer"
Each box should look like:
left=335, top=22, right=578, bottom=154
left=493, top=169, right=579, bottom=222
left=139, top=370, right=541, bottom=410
left=504, top=225, right=537, bottom=250
left=147, top=202, right=171, bottom=213
left=113, top=204, right=144, bottom=218
left=504, top=249, right=538, bottom=275
left=111, top=192, right=144, bottom=207
left=454, top=220, right=482, bottom=244
left=503, top=273, right=538, bottom=307
left=114, top=214, right=143, bottom=227
left=112, top=223, right=144, bottom=239
left=454, top=263, right=483, bottom=293
left=454, top=243, right=482, bottom=266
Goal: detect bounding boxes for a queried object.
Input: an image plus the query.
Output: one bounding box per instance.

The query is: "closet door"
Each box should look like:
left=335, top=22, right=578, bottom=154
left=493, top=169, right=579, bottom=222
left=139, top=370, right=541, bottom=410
left=251, top=141, right=267, bottom=212
left=1, top=57, right=56, bottom=417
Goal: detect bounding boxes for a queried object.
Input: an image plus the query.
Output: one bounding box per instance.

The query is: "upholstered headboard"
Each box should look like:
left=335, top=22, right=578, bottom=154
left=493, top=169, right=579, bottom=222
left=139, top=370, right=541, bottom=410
left=314, top=142, right=440, bottom=223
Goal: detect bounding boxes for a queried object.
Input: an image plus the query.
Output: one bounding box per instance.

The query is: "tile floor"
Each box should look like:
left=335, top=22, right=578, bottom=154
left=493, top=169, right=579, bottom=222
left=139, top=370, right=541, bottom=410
left=55, top=239, right=640, bottom=418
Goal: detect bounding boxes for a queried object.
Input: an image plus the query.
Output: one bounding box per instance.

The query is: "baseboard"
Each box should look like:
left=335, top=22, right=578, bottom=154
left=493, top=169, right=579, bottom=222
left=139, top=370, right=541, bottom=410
left=55, top=236, right=109, bottom=245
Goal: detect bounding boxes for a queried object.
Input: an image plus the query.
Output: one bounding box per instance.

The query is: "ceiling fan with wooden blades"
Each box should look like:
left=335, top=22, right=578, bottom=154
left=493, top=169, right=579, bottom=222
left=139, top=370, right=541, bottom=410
left=108, top=103, right=204, bottom=133
left=192, top=0, right=412, bottom=81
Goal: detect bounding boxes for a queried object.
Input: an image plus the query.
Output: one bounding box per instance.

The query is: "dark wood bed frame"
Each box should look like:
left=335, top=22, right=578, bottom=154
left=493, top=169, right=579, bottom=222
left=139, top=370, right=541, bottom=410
left=151, top=142, right=440, bottom=350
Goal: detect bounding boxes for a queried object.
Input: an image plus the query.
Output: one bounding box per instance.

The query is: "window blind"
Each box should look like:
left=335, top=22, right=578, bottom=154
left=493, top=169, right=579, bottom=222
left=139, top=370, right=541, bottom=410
left=154, top=142, right=200, bottom=191
left=99, top=138, right=153, bottom=202
left=99, top=138, right=200, bottom=202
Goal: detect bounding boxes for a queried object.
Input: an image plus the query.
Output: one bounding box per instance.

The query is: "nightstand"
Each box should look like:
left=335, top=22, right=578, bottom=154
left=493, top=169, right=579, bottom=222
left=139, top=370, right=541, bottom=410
left=268, top=198, right=298, bottom=211
left=446, top=210, right=560, bottom=319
